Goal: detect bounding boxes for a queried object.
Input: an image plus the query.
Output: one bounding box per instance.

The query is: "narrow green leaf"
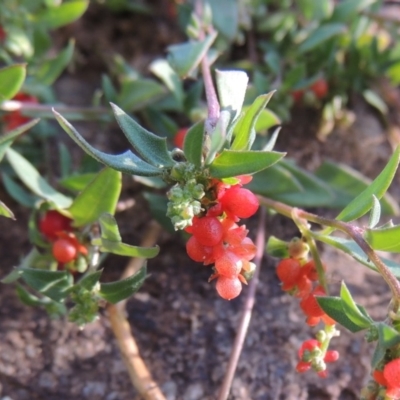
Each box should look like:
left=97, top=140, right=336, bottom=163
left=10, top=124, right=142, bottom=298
left=167, top=32, right=217, bottom=78
left=6, top=148, right=72, bottom=208
left=53, top=109, right=162, bottom=176
left=59, top=173, right=97, bottom=192
left=183, top=121, right=204, bottom=167
left=331, top=0, right=376, bottom=22
left=315, top=160, right=399, bottom=214
left=364, top=224, right=400, bottom=253
left=19, top=268, right=73, bottom=302
left=0, top=64, right=26, bottom=100
left=150, top=59, right=184, bottom=109
left=99, top=266, right=147, bottom=304
left=316, top=297, right=368, bottom=333
left=2, top=173, right=37, bottom=207
left=266, top=236, right=289, bottom=259
left=254, top=110, right=281, bottom=134
left=0, top=119, right=40, bottom=162
left=376, top=322, right=400, bottom=349
left=231, top=92, right=275, bottom=151
left=68, top=168, right=121, bottom=227
left=110, top=103, right=174, bottom=168
left=336, top=146, right=400, bottom=222
left=36, top=40, right=75, bottom=86
left=216, top=69, right=249, bottom=123
left=368, top=195, right=381, bottom=229
left=0, top=200, right=15, bottom=219
left=35, top=1, right=89, bottom=29
left=263, top=127, right=281, bottom=151
left=363, top=90, right=388, bottom=115
left=298, top=23, right=346, bottom=53
left=340, top=282, right=373, bottom=328
left=205, top=110, right=230, bottom=165
left=371, top=343, right=386, bottom=369
left=298, top=0, right=333, bottom=20
left=15, top=284, right=43, bottom=307
left=92, top=213, right=159, bottom=258
left=209, top=149, right=285, bottom=178
left=78, top=270, right=103, bottom=291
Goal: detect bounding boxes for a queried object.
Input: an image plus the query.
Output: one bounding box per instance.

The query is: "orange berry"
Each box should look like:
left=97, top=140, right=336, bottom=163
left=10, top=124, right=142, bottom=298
left=215, top=276, right=242, bottom=300
left=52, top=239, right=77, bottom=263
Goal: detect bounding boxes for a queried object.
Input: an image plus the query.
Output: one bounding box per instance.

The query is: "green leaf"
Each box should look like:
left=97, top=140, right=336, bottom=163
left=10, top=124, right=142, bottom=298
left=231, top=92, right=275, bottom=151
left=59, top=173, right=97, bottom=192
left=205, top=110, right=231, bottom=165
left=266, top=236, right=289, bottom=259
left=208, top=149, right=285, bottom=178
left=99, top=265, right=146, bottom=304
left=316, top=297, right=369, bottom=333
left=92, top=213, right=159, bottom=258
left=150, top=59, right=184, bottom=110
left=371, top=343, right=386, bottom=369
left=0, top=64, right=26, bottom=100
left=315, top=160, right=399, bottom=214
left=110, top=103, right=174, bottom=168
left=53, top=109, right=162, bottom=176
left=376, top=322, right=400, bottom=349
left=35, top=1, right=89, bottom=29
left=183, top=121, right=204, bottom=168
left=298, top=23, right=346, bottom=53
left=0, top=119, right=40, bottom=162
left=368, top=195, right=381, bottom=229
left=331, top=0, right=376, bottom=22
left=68, top=168, right=122, bottom=227
left=19, top=268, right=73, bottom=302
left=363, top=89, right=388, bottom=115
left=2, top=173, right=37, bottom=207
left=340, top=282, right=373, bottom=328
left=6, top=148, right=72, bottom=208
left=298, top=0, right=333, bottom=20
left=254, top=109, right=281, bottom=134
left=15, top=284, right=43, bottom=307
left=364, top=224, right=400, bottom=253
left=77, top=270, right=103, bottom=291
left=167, top=32, right=217, bottom=78
left=209, top=0, right=239, bottom=41
left=35, top=40, right=75, bottom=85
left=0, top=201, right=15, bottom=219
left=335, top=146, right=400, bottom=222
left=216, top=70, right=249, bottom=123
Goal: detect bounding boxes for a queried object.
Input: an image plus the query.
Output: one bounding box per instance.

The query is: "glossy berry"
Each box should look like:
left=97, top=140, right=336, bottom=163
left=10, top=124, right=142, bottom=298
left=310, top=79, right=328, bottom=99
left=186, top=235, right=213, bottom=263
left=276, top=258, right=302, bottom=291
left=324, top=350, right=339, bottom=363
left=215, top=276, right=242, bottom=300
left=298, top=339, right=320, bottom=360
left=173, top=128, right=188, bottom=149
left=39, top=210, right=72, bottom=240
left=291, top=89, right=304, bottom=103
left=192, top=216, right=223, bottom=247
left=372, top=369, right=387, bottom=386
left=301, top=259, right=326, bottom=281
left=296, top=361, right=311, bottom=373
left=300, top=287, right=327, bottom=318
left=52, top=239, right=77, bottom=263
left=215, top=250, right=241, bottom=278
left=384, top=358, right=400, bottom=389
left=220, top=187, right=259, bottom=219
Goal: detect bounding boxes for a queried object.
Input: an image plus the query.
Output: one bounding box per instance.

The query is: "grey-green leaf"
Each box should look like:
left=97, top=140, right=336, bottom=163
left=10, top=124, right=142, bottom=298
left=298, top=23, right=346, bottom=53
left=183, top=121, right=204, bottom=168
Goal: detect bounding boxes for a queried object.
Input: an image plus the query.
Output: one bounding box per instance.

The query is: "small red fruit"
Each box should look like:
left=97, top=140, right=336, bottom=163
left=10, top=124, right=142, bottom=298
left=52, top=239, right=77, bottom=263
left=276, top=258, right=302, bottom=291
left=192, top=216, right=223, bottom=247
left=215, top=276, right=242, bottom=300
left=173, top=128, right=188, bottom=149
left=39, top=210, right=72, bottom=241
left=372, top=369, right=387, bottom=386
left=324, top=350, right=339, bottom=363
left=215, top=250, right=241, bottom=278
left=220, top=187, right=259, bottom=219
left=300, top=286, right=327, bottom=318
left=310, top=79, right=328, bottom=99
left=296, top=361, right=311, bottom=373
left=186, top=235, right=214, bottom=263
left=298, top=339, right=320, bottom=360
left=383, top=358, right=400, bottom=390
left=291, top=89, right=304, bottom=103
left=0, top=26, right=6, bottom=41
left=3, top=93, right=38, bottom=131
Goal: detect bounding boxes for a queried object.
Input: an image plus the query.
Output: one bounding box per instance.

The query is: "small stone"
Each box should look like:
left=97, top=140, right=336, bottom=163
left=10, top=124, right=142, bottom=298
left=182, top=383, right=204, bottom=400
left=82, top=381, right=107, bottom=398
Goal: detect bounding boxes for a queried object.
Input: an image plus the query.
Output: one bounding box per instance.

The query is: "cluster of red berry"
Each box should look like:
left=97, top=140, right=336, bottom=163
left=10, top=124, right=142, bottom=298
left=373, top=359, right=400, bottom=398
left=276, top=257, right=335, bottom=326
left=296, top=339, right=339, bottom=378
left=185, top=176, right=259, bottom=300
left=39, top=210, right=87, bottom=267
left=2, top=92, right=38, bottom=131
left=291, top=78, right=328, bottom=103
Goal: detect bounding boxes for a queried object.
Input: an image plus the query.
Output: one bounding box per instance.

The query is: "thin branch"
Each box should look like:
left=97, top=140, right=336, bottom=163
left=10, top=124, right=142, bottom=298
left=107, top=222, right=165, bottom=400
left=216, top=207, right=266, bottom=400
left=258, top=196, right=400, bottom=311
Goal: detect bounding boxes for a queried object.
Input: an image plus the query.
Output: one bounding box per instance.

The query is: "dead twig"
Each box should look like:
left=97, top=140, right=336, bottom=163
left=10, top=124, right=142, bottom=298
left=107, top=221, right=165, bottom=400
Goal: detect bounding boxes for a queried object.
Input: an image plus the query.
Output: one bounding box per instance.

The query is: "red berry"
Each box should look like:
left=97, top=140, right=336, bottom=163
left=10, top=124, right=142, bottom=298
left=317, top=370, right=328, bottom=379
left=220, top=187, right=259, bottom=219
left=372, top=369, right=387, bottom=386
left=173, top=128, right=188, bottom=149
left=310, top=79, right=328, bottom=99
left=215, top=250, right=241, bottom=278
left=384, top=358, right=400, bottom=389
left=324, top=350, right=339, bottom=363
left=39, top=210, right=72, bottom=241
left=291, top=89, right=304, bottom=103
left=3, top=93, right=38, bottom=131
left=0, top=26, right=6, bottom=41
left=300, top=287, right=326, bottom=318
left=186, top=235, right=213, bottom=263
left=276, top=258, right=302, bottom=291
left=215, top=276, right=242, bottom=300
left=295, top=275, right=312, bottom=298
left=192, top=216, right=223, bottom=247
left=298, top=339, right=320, bottom=360
left=301, top=259, right=326, bottom=281
left=52, top=239, right=77, bottom=263
left=296, top=361, right=311, bottom=373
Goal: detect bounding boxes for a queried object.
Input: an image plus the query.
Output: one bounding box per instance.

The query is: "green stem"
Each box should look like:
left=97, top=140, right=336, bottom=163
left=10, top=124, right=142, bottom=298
left=258, top=196, right=400, bottom=312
